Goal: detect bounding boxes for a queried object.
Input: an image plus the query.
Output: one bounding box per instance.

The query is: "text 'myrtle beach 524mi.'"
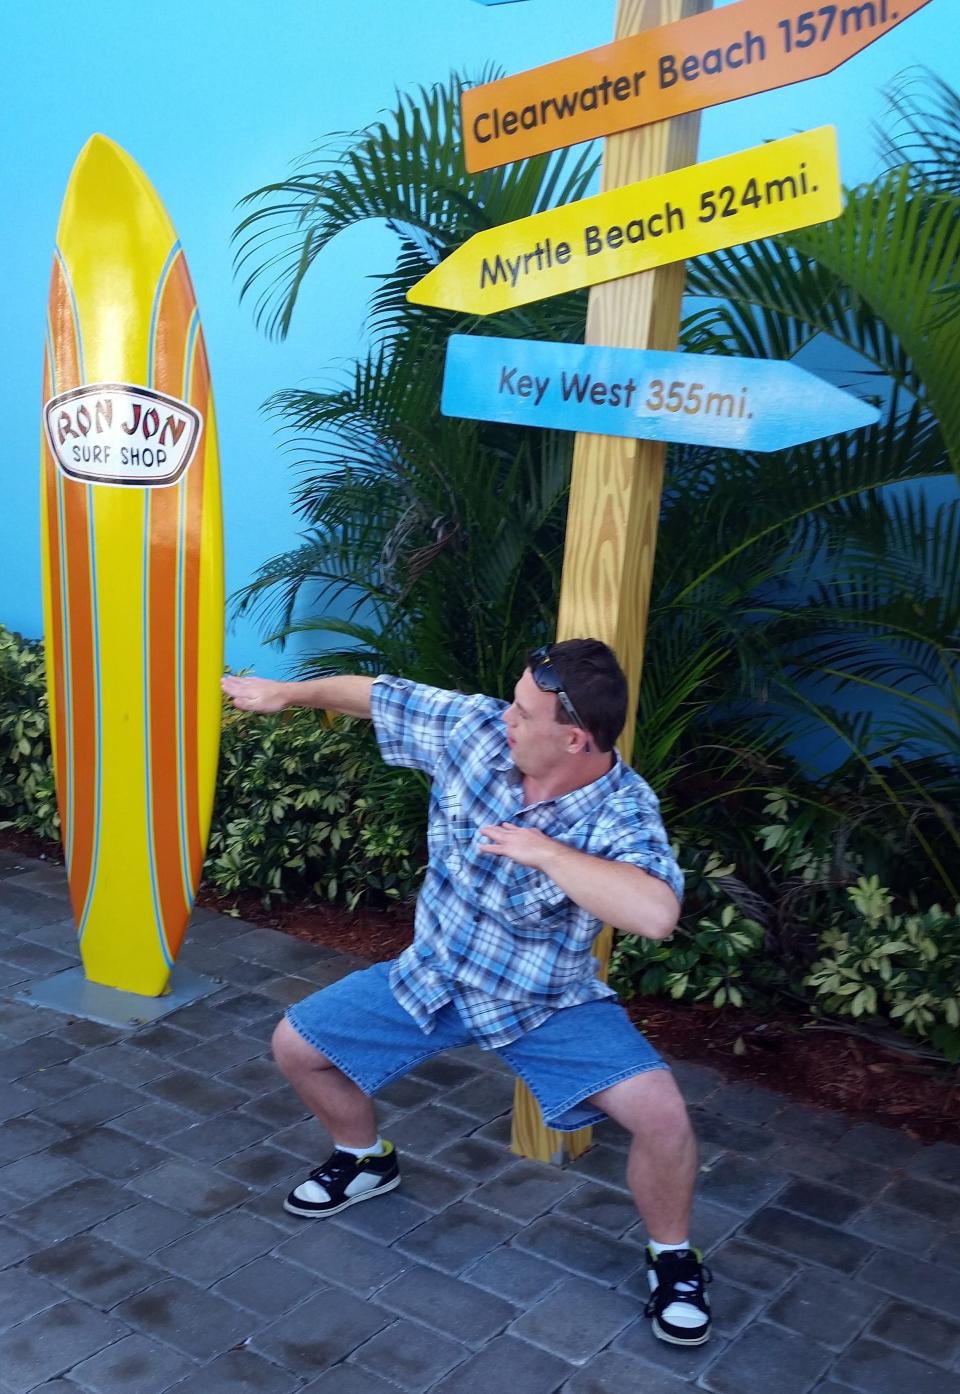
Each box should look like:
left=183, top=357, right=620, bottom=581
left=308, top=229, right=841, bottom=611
left=409, top=126, right=841, bottom=316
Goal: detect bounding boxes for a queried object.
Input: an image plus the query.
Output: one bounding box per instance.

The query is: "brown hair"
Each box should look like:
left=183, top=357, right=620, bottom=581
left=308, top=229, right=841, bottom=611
left=526, top=638, right=628, bottom=753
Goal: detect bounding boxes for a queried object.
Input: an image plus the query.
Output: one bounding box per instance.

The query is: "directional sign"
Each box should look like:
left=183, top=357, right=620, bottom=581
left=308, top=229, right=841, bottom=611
left=409, top=125, right=841, bottom=316
left=462, top=0, right=932, bottom=171
left=442, top=335, right=880, bottom=450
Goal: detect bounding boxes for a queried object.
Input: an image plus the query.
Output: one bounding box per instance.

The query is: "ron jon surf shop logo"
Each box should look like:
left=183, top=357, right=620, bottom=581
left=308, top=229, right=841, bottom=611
left=44, top=383, right=202, bottom=488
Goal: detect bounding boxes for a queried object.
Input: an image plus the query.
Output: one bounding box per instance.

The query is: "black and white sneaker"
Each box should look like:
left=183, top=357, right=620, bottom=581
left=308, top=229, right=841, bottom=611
left=644, top=1246, right=712, bottom=1346
left=284, top=1143, right=400, bottom=1218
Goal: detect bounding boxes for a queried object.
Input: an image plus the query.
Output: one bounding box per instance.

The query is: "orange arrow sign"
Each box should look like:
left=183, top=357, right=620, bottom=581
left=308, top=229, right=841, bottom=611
left=462, top=0, right=932, bottom=172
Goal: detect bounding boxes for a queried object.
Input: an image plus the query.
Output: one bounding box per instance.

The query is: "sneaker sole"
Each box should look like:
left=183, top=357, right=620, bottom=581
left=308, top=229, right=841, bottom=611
left=283, top=1173, right=401, bottom=1218
left=651, top=1317, right=711, bottom=1347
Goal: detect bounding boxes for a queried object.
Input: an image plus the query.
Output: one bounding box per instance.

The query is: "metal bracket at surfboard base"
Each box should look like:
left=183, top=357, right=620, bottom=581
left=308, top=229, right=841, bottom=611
left=16, top=964, right=221, bottom=1029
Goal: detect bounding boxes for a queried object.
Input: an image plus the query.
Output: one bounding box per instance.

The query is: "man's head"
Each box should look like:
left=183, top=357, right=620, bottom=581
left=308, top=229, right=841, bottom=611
left=503, top=638, right=628, bottom=779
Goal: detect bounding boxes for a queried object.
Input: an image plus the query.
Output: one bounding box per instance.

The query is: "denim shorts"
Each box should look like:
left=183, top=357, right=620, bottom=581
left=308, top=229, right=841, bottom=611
left=286, top=961, right=668, bottom=1131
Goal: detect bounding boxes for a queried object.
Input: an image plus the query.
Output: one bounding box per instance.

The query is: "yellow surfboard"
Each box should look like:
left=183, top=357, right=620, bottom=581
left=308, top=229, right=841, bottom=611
left=40, top=135, right=223, bottom=996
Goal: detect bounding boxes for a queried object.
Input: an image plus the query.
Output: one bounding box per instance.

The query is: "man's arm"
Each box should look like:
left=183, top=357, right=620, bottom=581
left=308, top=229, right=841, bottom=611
left=478, top=824, right=680, bottom=940
left=221, top=674, right=377, bottom=720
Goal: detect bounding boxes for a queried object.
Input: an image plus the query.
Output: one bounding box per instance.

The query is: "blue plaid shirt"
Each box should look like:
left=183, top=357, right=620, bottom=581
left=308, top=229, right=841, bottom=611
left=372, top=676, right=683, bottom=1048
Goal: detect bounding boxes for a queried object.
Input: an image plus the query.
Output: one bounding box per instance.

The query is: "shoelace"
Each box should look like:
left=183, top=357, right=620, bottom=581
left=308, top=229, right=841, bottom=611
left=309, top=1153, right=359, bottom=1188
left=645, top=1255, right=712, bottom=1316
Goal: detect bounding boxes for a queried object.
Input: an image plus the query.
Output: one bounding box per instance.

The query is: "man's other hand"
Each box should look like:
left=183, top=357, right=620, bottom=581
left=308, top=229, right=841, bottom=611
left=478, top=823, right=554, bottom=870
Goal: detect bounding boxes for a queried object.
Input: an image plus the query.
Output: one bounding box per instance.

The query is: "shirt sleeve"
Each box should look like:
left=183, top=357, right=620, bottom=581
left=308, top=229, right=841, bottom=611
left=602, top=795, right=684, bottom=905
left=371, top=676, right=492, bottom=779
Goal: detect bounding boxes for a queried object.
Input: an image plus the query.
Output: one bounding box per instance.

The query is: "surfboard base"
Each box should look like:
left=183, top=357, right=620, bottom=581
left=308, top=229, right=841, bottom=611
left=16, top=964, right=220, bottom=1029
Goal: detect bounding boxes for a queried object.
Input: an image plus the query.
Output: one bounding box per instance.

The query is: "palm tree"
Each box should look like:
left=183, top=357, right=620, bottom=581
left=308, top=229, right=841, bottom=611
left=658, top=140, right=960, bottom=900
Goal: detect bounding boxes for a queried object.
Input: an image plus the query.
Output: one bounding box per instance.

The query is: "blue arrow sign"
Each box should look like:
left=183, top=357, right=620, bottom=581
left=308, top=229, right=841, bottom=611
left=441, top=335, right=879, bottom=451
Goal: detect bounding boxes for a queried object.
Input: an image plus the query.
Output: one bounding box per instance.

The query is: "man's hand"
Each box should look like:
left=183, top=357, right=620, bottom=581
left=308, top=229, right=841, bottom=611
left=221, top=673, right=376, bottom=719
left=479, top=823, right=680, bottom=939
left=221, top=675, right=290, bottom=714
left=477, top=823, right=556, bottom=870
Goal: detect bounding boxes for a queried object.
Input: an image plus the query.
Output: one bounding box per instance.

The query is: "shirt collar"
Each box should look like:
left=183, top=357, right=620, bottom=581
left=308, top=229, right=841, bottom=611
left=495, top=740, right=624, bottom=827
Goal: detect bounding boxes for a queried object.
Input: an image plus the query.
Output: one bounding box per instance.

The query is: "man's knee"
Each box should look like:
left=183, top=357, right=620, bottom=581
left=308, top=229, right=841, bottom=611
left=272, top=1017, right=334, bottom=1078
left=593, top=1067, right=692, bottom=1138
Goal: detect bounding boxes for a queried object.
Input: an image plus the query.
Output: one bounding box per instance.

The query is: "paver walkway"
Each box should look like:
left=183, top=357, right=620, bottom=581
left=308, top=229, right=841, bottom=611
left=0, top=847, right=958, bottom=1394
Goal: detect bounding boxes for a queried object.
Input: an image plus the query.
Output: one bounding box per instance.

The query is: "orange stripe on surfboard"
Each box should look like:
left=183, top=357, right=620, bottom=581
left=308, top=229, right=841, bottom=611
left=60, top=479, right=97, bottom=930
left=181, top=333, right=209, bottom=897
left=48, top=255, right=81, bottom=389
left=41, top=350, right=69, bottom=845
left=146, top=248, right=194, bottom=949
left=48, top=255, right=98, bottom=930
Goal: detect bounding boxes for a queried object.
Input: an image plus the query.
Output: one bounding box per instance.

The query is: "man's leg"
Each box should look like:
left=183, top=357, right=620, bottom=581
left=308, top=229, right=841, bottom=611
left=589, top=1068, right=697, bottom=1242
left=590, top=1068, right=711, bottom=1347
left=271, top=1016, right=398, bottom=1218
left=498, top=998, right=711, bottom=1344
left=270, top=963, right=473, bottom=1218
left=273, top=1017, right=378, bottom=1147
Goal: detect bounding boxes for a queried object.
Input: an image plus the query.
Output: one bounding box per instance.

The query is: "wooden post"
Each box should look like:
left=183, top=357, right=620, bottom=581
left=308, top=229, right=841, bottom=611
left=511, top=0, right=711, bottom=1165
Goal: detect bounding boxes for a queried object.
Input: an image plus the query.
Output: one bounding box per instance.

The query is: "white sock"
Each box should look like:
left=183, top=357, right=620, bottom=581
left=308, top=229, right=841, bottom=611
left=649, top=1238, right=691, bottom=1256
left=335, top=1138, right=386, bottom=1159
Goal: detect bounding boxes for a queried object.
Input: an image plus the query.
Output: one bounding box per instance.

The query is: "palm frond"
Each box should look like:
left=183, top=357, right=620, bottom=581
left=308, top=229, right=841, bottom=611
left=233, top=72, right=599, bottom=339
left=791, top=172, right=960, bottom=473
left=877, top=67, right=960, bottom=196
left=666, top=403, right=947, bottom=606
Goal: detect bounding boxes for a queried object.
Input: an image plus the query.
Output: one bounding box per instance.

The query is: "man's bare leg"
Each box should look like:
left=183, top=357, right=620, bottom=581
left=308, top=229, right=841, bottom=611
left=272, top=1017, right=377, bottom=1148
left=589, top=1069, right=710, bottom=1346
left=589, top=1068, right=697, bottom=1240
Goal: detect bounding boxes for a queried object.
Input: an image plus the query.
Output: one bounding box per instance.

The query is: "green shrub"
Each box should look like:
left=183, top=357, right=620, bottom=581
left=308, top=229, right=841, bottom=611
left=611, top=904, right=765, bottom=1009
left=610, top=851, right=766, bottom=1007
left=805, top=876, right=960, bottom=1060
left=207, top=703, right=426, bottom=908
left=0, top=628, right=58, bottom=840
left=612, top=793, right=960, bottom=1059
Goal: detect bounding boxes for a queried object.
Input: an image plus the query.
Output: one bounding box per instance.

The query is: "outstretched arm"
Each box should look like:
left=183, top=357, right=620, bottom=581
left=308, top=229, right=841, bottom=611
left=478, top=824, right=680, bottom=940
left=221, top=673, right=377, bottom=720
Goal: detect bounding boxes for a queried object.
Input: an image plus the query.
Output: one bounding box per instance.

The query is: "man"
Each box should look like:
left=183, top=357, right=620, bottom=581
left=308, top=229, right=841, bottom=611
left=221, top=639, right=711, bottom=1346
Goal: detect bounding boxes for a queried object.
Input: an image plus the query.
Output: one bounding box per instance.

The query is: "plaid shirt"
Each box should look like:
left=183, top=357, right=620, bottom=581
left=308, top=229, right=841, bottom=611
left=372, top=676, right=683, bottom=1048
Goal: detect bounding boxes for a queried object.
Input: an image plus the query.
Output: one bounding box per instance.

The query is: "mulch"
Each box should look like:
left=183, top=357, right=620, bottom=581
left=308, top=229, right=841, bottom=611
left=6, top=829, right=959, bottom=1145
left=625, top=997, right=960, bottom=1145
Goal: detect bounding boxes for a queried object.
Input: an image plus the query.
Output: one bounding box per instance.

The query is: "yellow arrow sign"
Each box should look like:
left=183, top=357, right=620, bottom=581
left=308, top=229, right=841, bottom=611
left=409, top=126, right=840, bottom=316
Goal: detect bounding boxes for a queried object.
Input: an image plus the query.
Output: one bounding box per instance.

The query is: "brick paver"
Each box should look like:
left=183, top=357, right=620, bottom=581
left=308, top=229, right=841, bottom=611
left=0, top=852, right=957, bottom=1392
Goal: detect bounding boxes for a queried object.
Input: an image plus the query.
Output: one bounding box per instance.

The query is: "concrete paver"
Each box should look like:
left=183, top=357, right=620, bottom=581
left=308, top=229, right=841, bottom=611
left=0, top=852, right=957, bottom=1392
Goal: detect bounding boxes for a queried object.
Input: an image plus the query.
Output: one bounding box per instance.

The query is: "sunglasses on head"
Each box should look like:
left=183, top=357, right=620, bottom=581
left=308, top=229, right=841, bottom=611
left=528, top=646, right=588, bottom=732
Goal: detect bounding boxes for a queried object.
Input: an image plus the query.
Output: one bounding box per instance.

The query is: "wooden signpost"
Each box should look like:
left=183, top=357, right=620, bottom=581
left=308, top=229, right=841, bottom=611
left=462, top=0, right=933, bottom=170
left=408, top=125, right=841, bottom=314
left=441, top=334, right=880, bottom=448
left=507, top=0, right=711, bottom=1163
